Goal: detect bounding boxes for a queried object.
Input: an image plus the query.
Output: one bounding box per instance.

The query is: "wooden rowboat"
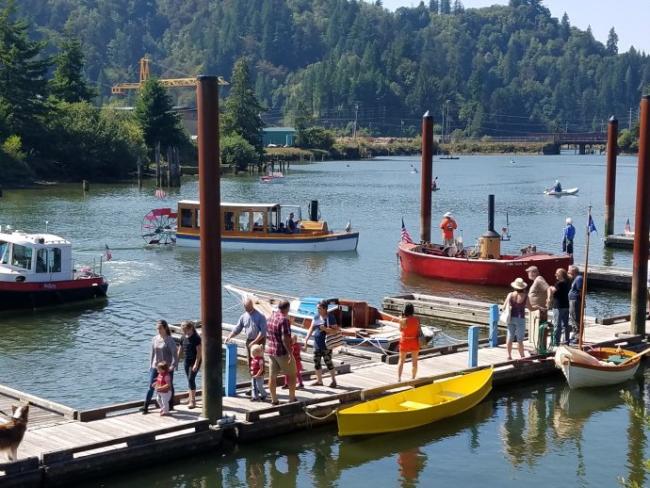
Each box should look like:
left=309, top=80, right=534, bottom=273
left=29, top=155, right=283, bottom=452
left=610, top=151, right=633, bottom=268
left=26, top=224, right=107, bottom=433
left=336, top=368, right=493, bottom=436
left=554, top=346, right=645, bottom=389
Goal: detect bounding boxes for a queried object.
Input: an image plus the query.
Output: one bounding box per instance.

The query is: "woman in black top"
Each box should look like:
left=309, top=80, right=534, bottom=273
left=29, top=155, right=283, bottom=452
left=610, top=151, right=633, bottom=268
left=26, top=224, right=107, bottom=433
left=547, top=268, right=571, bottom=345
left=177, top=320, right=202, bottom=409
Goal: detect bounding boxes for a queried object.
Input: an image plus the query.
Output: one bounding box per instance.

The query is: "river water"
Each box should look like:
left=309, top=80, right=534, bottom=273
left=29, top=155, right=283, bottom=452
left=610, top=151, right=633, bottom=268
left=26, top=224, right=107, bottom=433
left=0, top=154, right=646, bottom=485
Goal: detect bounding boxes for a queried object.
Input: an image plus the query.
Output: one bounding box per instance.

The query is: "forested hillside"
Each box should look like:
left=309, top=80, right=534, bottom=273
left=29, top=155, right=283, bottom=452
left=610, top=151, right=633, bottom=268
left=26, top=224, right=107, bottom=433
left=17, top=0, right=650, bottom=137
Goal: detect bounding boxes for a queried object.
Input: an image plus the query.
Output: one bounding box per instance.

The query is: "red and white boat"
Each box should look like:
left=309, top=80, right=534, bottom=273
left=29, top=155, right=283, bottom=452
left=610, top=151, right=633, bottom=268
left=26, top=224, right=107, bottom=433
left=0, top=228, right=108, bottom=311
left=398, top=195, right=572, bottom=286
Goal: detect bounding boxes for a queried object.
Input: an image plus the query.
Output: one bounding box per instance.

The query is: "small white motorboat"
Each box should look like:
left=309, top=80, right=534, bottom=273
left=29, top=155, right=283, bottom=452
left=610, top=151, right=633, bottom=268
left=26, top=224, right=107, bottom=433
left=544, top=187, right=579, bottom=196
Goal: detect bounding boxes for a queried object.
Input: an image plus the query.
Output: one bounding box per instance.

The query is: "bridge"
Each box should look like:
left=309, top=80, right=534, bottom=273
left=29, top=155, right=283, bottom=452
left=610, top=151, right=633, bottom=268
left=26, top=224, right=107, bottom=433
left=484, top=132, right=607, bottom=153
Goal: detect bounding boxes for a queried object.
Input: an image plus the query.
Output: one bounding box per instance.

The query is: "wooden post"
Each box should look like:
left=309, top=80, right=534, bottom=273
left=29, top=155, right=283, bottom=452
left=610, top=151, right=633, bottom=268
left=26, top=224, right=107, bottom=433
left=631, top=96, right=650, bottom=335
left=197, top=75, right=222, bottom=423
left=82, top=180, right=89, bottom=192
left=468, top=326, right=479, bottom=367
left=155, top=142, right=161, bottom=187
left=166, top=146, right=172, bottom=188
left=137, top=158, right=142, bottom=189
left=488, top=304, right=499, bottom=347
left=605, top=116, right=618, bottom=236
left=420, top=111, right=434, bottom=243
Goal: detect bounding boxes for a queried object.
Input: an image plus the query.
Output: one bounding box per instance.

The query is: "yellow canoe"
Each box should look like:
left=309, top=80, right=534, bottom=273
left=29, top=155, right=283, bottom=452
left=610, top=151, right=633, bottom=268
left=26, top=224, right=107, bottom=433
left=336, top=368, right=493, bottom=436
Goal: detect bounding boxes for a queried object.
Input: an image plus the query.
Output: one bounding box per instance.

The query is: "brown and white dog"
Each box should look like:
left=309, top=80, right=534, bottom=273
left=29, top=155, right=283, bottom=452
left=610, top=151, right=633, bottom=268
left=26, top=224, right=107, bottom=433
left=0, top=404, right=29, bottom=462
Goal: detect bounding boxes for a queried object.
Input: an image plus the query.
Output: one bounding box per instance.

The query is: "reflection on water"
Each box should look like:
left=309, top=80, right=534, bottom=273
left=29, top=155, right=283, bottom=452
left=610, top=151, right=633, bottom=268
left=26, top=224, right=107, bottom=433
left=81, top=368, right=650, bottom=487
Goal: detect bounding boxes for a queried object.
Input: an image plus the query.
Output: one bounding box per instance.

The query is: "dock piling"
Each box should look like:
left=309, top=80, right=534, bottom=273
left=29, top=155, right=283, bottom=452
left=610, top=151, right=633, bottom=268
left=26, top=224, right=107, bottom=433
left=630, top=96, right=650, bottom=335
left=468, top=326, right=480, bottom=367
left=196, top=75, right=223, bottom=423
left=605, top=116, right=618, bottom=236
left=420, top=111, right=434, bottom=243
left=488, top=304, right=499, bottom=347
left=224, top=343, right=237, bottom=397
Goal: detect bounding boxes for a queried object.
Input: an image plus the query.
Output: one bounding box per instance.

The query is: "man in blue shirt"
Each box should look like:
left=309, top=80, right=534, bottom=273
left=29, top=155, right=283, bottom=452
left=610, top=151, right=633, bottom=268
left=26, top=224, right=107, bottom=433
left=568, top=265, right=583, bottom=343
left=225, top=297, right=267, bottom=367
left=563, top=217, right=575, bottom=256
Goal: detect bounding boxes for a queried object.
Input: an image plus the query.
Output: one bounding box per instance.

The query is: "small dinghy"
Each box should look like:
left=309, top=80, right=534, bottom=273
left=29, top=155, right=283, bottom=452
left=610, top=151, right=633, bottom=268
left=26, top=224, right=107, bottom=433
left=544, top=187, right=579, bottom=196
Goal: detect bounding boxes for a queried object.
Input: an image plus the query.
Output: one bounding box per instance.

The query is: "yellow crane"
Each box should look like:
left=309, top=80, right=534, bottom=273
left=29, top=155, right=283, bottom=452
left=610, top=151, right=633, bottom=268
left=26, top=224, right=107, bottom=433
left=111, top=57, right=226, bottom=94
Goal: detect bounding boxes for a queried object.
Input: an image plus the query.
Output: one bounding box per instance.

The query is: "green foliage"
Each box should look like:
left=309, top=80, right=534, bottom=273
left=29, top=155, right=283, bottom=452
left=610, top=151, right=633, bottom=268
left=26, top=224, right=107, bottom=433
left=0, top=135, right=32, bottom=181
left=221, top=133, right=258, bottom=171
left=50, top=35, right=97, bottom=103
left=222, top=58, right=265, bottom=157
left=619, top=391, right=650, bottom=488
left=296, top=127, right=335, bottom=150
left=134, top=79, right=185, bottom=156
left=618, top=126, right=639, bottom=153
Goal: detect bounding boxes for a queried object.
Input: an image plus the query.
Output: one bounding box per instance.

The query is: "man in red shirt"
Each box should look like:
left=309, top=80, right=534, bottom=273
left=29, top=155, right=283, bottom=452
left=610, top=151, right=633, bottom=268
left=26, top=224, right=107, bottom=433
left=439, top=212, right=457, bottom=246
left=265, top=300, right=297, bottom=405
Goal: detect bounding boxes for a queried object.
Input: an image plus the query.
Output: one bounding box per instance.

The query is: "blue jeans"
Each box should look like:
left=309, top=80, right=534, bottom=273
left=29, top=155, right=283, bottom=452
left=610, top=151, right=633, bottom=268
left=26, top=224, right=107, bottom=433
left=251, top=376, right=267, bottom=400
left=144, top=367, right=174, bottom=411
left=184, top=361, right=199, bottom=391
left=553, top=308, right=570, bottom=345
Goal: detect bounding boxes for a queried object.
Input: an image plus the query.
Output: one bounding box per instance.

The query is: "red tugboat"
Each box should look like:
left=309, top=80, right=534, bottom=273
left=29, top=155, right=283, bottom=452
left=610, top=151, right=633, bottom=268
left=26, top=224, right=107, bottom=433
left=398, top=195, right=572, bottom=286
left=0, top=228, right=108, bottom=311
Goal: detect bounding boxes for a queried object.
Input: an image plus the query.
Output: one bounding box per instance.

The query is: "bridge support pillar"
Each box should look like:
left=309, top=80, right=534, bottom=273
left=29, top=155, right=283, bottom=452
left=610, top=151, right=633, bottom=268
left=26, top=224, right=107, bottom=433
left=578, top=144, right=586, bottom=155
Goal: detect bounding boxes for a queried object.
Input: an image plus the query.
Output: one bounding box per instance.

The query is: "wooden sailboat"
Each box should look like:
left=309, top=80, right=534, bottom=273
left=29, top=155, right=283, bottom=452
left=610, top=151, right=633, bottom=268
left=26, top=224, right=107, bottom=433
left=336, top=368, right=492, bottom=436
left=554, top=206, right=647, bottom=388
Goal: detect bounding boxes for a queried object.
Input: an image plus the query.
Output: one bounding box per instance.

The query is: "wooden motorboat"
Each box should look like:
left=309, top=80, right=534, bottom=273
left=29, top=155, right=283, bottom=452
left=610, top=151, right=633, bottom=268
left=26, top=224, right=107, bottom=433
left=143, top=200, right=359, bottom=252
left=0, top=229, right=108, bottom=311
left=398, top=195, right=571, bottom=286
left=336, top=368, right=493, bottom=436
left=544, top=187, right=579, bottom=196
left=554, top=345, right=646, bottom=389
left=224, top=284, right=439, bottom=352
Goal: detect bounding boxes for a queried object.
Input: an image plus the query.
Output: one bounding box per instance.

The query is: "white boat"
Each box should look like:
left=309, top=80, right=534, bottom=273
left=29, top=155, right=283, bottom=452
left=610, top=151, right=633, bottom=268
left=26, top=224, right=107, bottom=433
left=554, top=345, right=644, bottom=389
left=0, top=228, right=108, bottom=311
left=544, top=187, right=579, bottom=196
left=225, top=284, right=439, bottom=353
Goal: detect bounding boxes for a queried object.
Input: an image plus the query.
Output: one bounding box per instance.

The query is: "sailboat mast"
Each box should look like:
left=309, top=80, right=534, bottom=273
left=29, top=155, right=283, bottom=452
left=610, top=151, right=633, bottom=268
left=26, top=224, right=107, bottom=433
left=578, top=206, right=592, bottom=349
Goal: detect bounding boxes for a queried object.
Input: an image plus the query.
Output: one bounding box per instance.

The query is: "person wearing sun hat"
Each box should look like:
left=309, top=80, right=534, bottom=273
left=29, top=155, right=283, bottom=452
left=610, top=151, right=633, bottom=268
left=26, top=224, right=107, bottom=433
left=439, top=212, right=457, bottom=247
left=526, top=266, right=549, bottom=350
left=501, top=277, right=534, bottom=360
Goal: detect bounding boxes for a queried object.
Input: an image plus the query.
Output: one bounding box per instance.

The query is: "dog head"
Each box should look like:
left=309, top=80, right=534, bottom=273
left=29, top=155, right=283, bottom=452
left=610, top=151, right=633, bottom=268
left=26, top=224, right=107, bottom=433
left=11, top=404, right=29, bottom=424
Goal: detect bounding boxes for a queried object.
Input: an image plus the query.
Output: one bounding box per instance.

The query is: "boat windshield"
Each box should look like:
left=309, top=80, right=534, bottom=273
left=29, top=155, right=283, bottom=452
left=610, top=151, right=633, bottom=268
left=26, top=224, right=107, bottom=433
left=11, top=243, right=32, bottom=270
left=0, top=241, right=8, bottom=265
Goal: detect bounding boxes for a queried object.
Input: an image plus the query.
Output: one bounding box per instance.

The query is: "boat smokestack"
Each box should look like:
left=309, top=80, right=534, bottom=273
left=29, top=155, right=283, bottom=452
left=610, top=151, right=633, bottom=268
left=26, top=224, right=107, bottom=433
left=420, top=111, right=434, bottom=243
left=309, top=200, right=319, bottom=221
left=480, top=194, right=501, bottom=259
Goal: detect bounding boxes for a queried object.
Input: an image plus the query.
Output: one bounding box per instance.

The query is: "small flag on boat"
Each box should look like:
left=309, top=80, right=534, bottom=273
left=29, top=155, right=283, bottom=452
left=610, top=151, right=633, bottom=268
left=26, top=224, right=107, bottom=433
left=624, top=218, right=632, bottom=235
left=588, top=214, right=597, bottom=234
left=401, top=218, right=414, bottom=244
left=104, top=244, right=112, bottom=261
left=155, top=188, right=167, bottom=199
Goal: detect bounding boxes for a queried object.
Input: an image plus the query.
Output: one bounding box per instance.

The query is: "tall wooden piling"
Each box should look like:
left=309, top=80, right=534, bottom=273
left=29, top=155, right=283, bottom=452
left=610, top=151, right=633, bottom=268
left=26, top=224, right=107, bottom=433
left=604, top=116, right=618, bottom=236
left=630, top=96, right=650, bottom=335
left=196, top=75, right=223, bottom=422
left=420, top=111, right=434, bottom=243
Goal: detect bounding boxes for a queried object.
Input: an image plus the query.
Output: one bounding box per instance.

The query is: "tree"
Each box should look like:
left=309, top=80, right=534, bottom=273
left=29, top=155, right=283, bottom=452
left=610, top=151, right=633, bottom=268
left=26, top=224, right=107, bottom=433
left=606, top=27, right=618, bottom=55
left=222, top=57, right=265, bottom=157
left=0, top=0, right=50, bottom=142
left=50, top=35, right=97, bottom=103
left=220, top=133, right=258, bottom=172
left=134, top=78, right=185, bottom=157
left=452, top=0, right=464, bottom=14
left=440, top=0, right=451, bottom=14
left=429, top=0, right=439, bottom=13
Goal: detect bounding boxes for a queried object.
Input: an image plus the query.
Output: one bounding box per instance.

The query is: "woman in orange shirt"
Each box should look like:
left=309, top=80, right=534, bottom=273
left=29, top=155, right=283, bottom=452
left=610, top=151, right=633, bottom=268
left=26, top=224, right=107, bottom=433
left=397, top=303, right=421, bottom=382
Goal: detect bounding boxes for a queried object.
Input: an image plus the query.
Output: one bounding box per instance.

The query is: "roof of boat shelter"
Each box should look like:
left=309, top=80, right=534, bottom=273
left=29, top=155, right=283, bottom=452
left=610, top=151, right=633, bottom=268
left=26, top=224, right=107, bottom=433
left=178, top=200, right=282, bottom=209
left=0, top=231, right=70, bottom=246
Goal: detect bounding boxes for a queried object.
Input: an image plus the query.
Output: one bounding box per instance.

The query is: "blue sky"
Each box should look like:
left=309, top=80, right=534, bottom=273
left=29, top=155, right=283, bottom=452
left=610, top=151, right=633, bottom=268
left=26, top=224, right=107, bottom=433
left=382, top=0, right=649, bottom=54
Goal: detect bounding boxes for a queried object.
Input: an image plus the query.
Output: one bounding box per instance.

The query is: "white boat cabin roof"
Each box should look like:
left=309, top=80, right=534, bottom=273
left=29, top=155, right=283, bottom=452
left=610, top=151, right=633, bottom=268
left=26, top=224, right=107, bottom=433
left=178, top=200, right=282, bottom=210
left=0, top=230, right=70, bottom=247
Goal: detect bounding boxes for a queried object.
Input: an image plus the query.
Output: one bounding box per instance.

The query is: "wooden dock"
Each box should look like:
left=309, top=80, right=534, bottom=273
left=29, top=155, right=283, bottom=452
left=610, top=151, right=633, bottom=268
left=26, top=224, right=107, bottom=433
left=604, top=233, right=635, bottom=249
left=1, top=319, right=646, bottom=487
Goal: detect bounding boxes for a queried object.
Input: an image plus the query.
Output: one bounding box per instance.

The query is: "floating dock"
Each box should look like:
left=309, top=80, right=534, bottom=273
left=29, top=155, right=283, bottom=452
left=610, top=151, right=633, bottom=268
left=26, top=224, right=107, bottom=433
left=1, top=317, right=644, bottom=487
left=604, top=234, right=635, bottom=249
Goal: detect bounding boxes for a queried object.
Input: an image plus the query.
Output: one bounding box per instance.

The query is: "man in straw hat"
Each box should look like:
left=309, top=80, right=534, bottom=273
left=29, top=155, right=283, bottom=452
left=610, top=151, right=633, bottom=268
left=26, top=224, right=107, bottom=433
left=439, top=212, right=457, bottom=247
left=526, top=266, right=549, bottom=352
left=501, top=277, right=534, bottom=360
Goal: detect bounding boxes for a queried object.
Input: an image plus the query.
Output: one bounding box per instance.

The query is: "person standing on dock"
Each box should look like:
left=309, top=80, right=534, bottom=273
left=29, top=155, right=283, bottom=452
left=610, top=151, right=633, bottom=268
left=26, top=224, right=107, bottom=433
left=567, top=265, right=583, bottom=343
left=562, top=218, right=575, bottom=256
left=226, top=297, right=267, bottom=367
left=304, top=301, right=338, bottom=388
left=142, top=320, right=178, bottom=414
left=502, top=278, right=534, bottom=360
left=548, top=268, right=571, bottom=345
left=152, top=361, right=172, bottom=416
left=266, top=300, right=297, bottom=405
left=397, top=303, right=420, bottom=381
left=439, top=212, right=457, bottom=246
left=526, top=266, right=549, bottom=347
left=178, top=320, right=202, bottom=409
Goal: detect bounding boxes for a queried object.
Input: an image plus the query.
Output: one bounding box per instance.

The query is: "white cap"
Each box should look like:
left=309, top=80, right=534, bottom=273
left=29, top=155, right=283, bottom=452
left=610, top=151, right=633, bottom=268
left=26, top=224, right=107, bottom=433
left=566, top=217, right=572, bottom=224
left=444, top=212, right=453, bottom=218
left=555, top=179, right=559, bottom=183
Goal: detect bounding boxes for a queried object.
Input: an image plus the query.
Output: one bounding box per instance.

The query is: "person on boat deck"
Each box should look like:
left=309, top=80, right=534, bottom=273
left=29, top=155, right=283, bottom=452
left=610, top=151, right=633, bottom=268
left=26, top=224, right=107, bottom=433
left=547, top=268, right=571, bottom=345
left=553, top=180, right=562, bottom=192
left=562, top=217, right=576, bottom=256
left=432, top=176, right=438, bottom=191
left=225, top=297, right=267, bottom=368
left=526, top=266, right=549, bottom=342
left=397, top=303, right=421, bottom=381
left=303, top=300, right=338, bottom=388
left=439, top=212, right=457, bottom=247
left=286, top=212, right=298, bottom=233
left=567, top=265, right=583, bottom=343
left=502, top=278, right=534, bottom=360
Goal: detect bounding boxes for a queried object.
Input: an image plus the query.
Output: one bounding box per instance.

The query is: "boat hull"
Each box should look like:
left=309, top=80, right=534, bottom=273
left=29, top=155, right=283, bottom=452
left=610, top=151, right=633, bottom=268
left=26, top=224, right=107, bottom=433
left=554, top=346, right=640, bottom=389
left=0, top=278, right=108, bottom=311
left=177, top=231, right=359, bottom=251
left=336, top=368, right=493, bottom=436
left=398, top=242, right=571, bottom=286
left=544, top=187, right=579, bottom=196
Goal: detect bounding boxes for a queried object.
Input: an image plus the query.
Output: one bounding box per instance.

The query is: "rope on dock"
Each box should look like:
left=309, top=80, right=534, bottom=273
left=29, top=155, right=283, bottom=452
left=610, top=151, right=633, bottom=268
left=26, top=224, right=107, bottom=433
left=302, top=405, right=339, bottom=421
left=438, top=332, right=465, bottom=344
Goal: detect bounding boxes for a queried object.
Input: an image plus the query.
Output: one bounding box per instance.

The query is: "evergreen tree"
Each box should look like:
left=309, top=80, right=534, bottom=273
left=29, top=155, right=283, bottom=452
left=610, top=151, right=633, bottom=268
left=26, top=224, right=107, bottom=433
left=452, top=0, right=464, bottom=14
left=429, top=0, right=439, bottom=13
left=50, top=35, right=97, bottom=103
left=0, top=0, right=50, bottom=141
left=134, top=78, right=184, bottom=157
left=606, top=27, right=619, bottom=55
left=440, top=0, right=451, bottom=14
left=222, top=57, right=265, bottom=157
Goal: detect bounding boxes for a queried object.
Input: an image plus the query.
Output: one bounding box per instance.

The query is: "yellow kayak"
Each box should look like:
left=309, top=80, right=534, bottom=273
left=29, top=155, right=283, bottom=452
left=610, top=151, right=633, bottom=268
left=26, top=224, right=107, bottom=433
left=336, top=368, right=493, bottom=436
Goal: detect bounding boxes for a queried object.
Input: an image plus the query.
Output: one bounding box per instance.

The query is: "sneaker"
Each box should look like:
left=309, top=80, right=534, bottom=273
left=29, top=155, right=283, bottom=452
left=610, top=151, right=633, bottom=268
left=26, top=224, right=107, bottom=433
left=281, top=384, right=289, bottom=390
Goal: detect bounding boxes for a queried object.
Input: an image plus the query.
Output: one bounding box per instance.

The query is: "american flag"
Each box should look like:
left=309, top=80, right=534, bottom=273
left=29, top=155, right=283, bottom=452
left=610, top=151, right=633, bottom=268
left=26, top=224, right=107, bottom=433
left=401, top=218, right=414, bottom=244
left=104, top=244, right=112, bottom=261
left=155, top=188, right=167, bottom=199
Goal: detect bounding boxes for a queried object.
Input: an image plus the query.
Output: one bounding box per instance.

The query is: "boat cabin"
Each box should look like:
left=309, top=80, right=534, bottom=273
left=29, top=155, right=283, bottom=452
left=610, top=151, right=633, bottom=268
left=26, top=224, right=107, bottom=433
left=176, top=200, right=329, bottom=237
left=0, top=230, right=73, bottom=282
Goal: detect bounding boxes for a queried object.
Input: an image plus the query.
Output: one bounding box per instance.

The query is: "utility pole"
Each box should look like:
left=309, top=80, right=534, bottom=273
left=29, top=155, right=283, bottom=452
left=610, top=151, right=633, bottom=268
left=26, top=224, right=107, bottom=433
left=353, top=103, right=359, bottom=140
